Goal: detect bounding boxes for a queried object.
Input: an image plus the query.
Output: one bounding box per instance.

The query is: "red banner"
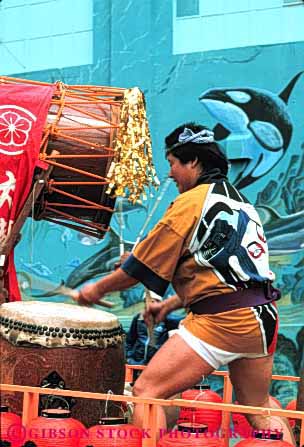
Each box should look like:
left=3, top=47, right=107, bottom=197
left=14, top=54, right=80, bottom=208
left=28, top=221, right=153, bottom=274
left=0, top=82, right=55, bottom=301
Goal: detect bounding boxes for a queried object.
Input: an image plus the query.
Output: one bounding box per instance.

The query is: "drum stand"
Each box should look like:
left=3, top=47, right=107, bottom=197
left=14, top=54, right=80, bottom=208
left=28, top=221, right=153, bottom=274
left=0, top=165, right=54, bottom=304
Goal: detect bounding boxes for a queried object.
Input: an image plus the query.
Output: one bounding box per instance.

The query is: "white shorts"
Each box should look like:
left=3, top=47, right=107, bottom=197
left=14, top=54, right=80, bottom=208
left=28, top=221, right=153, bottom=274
left=178, top=325, right=267, bottom=370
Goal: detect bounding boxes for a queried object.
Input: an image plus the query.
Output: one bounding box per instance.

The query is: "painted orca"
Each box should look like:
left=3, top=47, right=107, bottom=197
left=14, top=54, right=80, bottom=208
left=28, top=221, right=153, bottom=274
left=199, top=71, right=303, bottom=189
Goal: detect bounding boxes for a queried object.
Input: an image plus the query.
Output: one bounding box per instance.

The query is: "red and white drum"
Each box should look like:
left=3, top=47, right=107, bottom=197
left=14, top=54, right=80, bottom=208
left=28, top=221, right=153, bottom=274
left=0, top=301, right=125, bottom=426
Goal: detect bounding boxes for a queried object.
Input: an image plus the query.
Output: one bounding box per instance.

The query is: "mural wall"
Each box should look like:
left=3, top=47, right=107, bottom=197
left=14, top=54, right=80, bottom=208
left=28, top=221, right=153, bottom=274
left=1, top=0, right=303, bottom=404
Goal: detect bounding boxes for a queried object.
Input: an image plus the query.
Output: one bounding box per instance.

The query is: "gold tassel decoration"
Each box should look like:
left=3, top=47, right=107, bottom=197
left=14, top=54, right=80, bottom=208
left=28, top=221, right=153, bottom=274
left=106, top=87, right=160, bottom=203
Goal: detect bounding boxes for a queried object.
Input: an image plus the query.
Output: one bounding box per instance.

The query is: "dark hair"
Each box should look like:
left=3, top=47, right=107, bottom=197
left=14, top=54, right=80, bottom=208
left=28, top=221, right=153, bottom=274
left=165, top=122, right=229, bottom=176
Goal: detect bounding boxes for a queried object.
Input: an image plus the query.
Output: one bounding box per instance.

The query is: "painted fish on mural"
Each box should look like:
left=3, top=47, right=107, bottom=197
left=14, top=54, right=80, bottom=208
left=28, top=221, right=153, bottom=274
left=199, top=71, right=303, bottom=189
left=17, top=271, right=58, bottom=296
left=29, top=227, right=150, bottom=307
left=19, top=259, right=53, bottom=277
left=257, top=205, right=304, bottom=255
left=28, top=189, right=163, bottom=306
left=278, top=257, right=304, bottom=305
left=65, top=197, right=148, bottom=287
left=65, top=228, right=134, bottom=289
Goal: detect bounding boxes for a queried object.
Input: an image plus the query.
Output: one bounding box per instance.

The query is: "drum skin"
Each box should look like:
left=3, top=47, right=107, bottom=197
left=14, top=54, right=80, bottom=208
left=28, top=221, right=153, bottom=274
left=0, top=302, right=126, bottom=427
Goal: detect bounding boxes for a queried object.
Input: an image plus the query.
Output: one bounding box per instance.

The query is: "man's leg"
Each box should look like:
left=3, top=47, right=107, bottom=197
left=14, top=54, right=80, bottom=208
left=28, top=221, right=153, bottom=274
left=132, top=333, right=215, bottom=431
left=229, top=356, right=295, bottom=444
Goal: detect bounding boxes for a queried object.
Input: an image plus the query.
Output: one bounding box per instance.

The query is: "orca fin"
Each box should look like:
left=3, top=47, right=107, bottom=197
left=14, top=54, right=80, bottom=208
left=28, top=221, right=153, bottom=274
left=279, top=71, right=303, bottom=103
left=213, top=123, right=231, bottom=140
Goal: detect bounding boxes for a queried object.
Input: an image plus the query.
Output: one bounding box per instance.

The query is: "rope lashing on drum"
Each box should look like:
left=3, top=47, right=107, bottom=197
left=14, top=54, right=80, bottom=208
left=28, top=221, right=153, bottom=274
left=0, top=77, right=149, bottom=237
left=106, top=87, right=160, bottom=204
left=49, top=81, right=66, bottom=137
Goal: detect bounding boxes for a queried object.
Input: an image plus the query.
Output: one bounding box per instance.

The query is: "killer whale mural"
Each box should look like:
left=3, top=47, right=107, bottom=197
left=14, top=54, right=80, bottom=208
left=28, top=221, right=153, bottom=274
left=255, top=149, right=304, bottom=257
left=257, top=206, right=304, bottom=256
left=199, top=71, right=303, bottom=189
left=17, top=73, right=304, bottom=315
left=52, top=72, right=304, bottom=306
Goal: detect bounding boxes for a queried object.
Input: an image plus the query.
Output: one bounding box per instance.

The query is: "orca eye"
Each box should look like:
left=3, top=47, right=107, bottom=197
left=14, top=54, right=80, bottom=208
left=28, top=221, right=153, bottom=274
left=226, top=91, right=251, bottom=104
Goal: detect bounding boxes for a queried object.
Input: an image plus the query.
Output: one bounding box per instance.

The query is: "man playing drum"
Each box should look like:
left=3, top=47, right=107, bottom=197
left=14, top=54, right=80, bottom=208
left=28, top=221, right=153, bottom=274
left=73, top=122, right=295, bottom=444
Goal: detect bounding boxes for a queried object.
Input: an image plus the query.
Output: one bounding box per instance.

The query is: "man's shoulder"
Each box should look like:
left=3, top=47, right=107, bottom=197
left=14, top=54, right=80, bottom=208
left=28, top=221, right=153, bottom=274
left=173, top=184, right=210, bottom=206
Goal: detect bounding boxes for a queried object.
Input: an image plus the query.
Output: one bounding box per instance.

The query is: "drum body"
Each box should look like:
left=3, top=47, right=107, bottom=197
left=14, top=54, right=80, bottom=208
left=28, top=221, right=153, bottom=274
left=0, top=77, right=125, bottom=238
left=35, top=83, right=124, bottom=237
left=0, top=301, right=125, bottom=427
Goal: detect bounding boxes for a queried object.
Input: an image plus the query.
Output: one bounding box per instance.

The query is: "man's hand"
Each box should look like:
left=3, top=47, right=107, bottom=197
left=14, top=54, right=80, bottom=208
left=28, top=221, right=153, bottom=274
left=114, top=251, right=131, bottom=270
left=120, top=251, right=131, bottom=263
left=72, top=283, right=115, bottom=308
left=71, top=267, right=137, bottom=308
left=144, top=301, right=167, bottom=325
left=72, top=283, right=107, bottom=306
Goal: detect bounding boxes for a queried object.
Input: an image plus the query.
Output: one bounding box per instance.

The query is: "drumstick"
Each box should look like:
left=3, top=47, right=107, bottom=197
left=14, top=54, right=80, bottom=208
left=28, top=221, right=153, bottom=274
left=32, top=282, right=114, bottom=309
left=144, top=289, right=156, bottom=348
left=113, top=198, right=125, bottom=270
left=59, top=285, right=114, bottom=309
left=117, top=197, right=125, bottom=257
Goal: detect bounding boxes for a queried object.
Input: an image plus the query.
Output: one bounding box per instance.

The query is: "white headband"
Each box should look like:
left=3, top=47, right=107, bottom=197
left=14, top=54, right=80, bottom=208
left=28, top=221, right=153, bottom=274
left=178, top=128, right=215, bottom=144
left=167, top=128, right=215, bottom=151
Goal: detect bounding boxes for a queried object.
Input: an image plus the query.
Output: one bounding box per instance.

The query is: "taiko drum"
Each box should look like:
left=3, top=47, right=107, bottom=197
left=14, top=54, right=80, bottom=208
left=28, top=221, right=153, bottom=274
left=0, top=301, right=125, bottom=427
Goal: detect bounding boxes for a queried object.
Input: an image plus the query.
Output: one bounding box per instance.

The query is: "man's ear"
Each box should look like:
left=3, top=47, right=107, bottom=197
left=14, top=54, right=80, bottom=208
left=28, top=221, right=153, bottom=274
left=190, top=157, right=199, bottom=168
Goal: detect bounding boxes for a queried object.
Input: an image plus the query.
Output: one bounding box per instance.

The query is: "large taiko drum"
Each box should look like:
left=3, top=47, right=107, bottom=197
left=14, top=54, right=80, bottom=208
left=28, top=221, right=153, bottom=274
left=34, top=81, right=124, bottom=238
left=0, top=77, right=126, bottom=239
left=0, top=301, right=125, bottom=427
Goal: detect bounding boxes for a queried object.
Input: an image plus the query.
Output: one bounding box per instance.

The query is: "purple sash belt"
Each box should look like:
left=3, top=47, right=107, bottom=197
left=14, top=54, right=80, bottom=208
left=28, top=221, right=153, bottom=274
left=189, top=284, right=280, bottom=315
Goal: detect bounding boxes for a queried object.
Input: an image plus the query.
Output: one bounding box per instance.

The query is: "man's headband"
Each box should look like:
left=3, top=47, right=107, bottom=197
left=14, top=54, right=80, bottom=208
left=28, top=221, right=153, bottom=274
left=167, top=128, right=215, bottom=151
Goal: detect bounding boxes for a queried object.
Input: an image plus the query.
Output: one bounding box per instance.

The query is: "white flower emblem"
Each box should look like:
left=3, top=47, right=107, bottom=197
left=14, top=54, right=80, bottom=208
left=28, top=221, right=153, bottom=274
left=0, top=105, right=37, bottom=156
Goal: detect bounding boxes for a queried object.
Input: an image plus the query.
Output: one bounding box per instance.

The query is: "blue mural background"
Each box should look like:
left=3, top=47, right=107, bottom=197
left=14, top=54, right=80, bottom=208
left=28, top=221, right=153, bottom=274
left=1, top=0, right=303, bottom=405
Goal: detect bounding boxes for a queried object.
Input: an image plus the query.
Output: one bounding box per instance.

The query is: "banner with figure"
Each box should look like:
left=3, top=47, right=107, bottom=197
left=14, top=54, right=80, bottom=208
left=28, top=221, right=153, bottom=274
left=0, top=82, right=54, bottom=301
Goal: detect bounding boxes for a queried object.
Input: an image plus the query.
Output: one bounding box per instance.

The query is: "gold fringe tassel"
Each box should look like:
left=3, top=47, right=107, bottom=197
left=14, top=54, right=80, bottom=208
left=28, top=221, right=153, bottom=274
left=106, top=87, right=160, bottom=203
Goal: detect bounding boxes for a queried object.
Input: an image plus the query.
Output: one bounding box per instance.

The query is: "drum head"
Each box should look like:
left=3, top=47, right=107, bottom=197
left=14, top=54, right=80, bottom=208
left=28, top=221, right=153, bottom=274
left=0, top=301, right=124, bottom=348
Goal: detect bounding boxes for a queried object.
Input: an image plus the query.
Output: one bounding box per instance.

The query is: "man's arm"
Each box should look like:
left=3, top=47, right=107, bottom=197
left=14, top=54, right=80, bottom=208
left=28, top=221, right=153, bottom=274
left=144, top=294, right=184, bottom=324
left=162, top=294, right=183, bottom=313
left=77, top=268, right=138, bottom=304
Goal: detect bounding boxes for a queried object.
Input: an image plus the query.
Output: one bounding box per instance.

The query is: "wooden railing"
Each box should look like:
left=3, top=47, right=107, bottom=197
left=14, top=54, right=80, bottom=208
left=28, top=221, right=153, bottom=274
left=1, top=367, right=303, bottom=447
